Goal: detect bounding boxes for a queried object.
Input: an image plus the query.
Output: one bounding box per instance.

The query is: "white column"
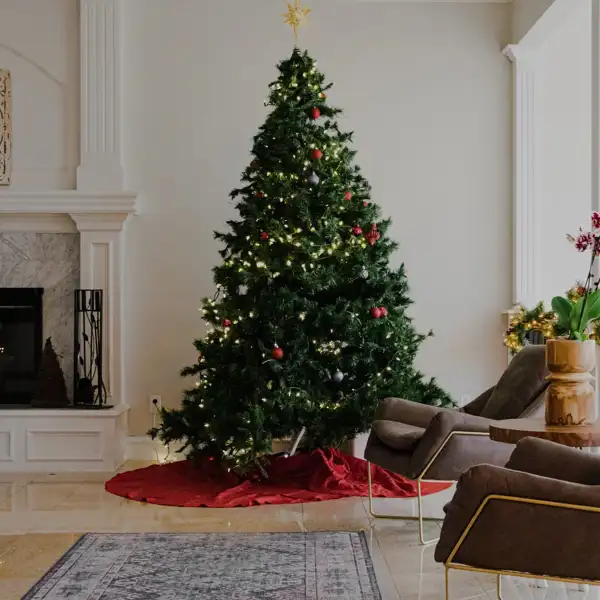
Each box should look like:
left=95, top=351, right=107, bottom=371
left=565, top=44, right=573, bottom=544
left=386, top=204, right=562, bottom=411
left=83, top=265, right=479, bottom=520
left=504, top=45, right=540, bottom=308
left=77, top=0, right=124, bottom=191
left=69, top=213, right=131, bottom=407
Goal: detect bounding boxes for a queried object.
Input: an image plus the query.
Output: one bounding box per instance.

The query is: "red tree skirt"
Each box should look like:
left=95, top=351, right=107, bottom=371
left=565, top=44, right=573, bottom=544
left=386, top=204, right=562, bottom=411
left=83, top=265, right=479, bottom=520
left=105, top=448, right=450, bottom=508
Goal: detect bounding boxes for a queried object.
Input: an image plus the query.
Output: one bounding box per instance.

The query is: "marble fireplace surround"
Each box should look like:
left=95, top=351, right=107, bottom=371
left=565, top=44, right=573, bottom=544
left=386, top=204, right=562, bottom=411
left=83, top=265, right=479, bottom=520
left=0, top=191, right=137, bottom=472
left=0, top=232, right=80, bottom=400
left=0, top=189, right=137, bottom=404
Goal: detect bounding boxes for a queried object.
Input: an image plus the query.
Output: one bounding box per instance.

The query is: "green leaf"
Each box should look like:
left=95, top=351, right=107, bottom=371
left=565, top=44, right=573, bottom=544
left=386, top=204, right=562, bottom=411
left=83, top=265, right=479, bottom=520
left=585, top=290, right=600, bottom=321
left=570, top=298, right=585, bottom=334
left=551, top=296, right=573, bottom=330
left=570, top=290, right=600, bottom=334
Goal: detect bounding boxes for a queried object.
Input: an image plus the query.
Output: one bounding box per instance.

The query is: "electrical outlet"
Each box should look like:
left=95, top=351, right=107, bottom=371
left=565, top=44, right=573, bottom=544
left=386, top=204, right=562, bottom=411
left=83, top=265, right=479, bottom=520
left=149, top=395, right=162, bottom=414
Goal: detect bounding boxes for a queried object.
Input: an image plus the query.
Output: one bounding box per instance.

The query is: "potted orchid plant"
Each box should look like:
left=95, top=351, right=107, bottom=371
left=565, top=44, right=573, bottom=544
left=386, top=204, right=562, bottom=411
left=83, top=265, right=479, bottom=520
left=555, top=212, right=600, bottom=340
left=544, top=212, right=600, bottom=425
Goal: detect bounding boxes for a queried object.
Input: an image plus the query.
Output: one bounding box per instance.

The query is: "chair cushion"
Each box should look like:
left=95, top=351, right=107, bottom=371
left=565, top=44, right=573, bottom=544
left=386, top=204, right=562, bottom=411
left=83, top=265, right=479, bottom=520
left=460, top=386, right=494, bottom=416
left=479, top=345, right=548, bottom=420
left=364, top=431, right=413, bottom=477
left=372, top=420, right=425, bottom=452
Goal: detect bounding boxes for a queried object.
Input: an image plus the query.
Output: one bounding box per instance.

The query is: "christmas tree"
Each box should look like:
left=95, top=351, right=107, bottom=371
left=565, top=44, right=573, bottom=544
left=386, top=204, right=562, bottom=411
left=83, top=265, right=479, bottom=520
left=152, top=46, right=451, bottom=472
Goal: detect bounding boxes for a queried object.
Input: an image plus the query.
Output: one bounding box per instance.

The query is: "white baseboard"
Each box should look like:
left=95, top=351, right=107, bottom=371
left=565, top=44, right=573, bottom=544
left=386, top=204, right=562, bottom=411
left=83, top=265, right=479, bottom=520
left=126, top=436, right=169, bottom=461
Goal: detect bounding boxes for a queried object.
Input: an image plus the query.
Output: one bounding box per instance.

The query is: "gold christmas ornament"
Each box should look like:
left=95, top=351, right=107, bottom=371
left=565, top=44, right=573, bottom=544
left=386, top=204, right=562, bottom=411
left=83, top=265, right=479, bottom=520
left=283, top=0, right=311, bottom=43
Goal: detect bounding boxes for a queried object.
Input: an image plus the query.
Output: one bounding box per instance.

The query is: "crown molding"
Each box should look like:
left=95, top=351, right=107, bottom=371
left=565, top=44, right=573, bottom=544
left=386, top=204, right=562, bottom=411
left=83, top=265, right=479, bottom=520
left=503, top=44, right=523, bottom=64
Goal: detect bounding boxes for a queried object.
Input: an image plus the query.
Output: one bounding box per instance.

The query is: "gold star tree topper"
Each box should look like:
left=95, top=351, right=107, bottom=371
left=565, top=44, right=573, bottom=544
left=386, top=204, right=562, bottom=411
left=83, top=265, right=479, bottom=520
left=283, top=0, right=311, bottom=44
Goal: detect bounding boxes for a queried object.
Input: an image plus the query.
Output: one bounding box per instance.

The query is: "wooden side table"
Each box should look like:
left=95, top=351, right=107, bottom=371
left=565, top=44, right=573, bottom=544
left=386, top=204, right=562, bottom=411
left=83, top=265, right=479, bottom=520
left=489, top=418, right=600, bottom=449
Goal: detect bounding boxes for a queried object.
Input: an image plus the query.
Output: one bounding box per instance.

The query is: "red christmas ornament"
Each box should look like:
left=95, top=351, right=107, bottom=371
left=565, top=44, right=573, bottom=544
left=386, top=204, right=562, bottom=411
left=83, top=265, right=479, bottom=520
left=261, top=231, right=269, bottom=240
left=344, top=191, right=353, bottom=201
left=370, top=307, right=382, bottom=319
left=255, top=191, right=265, bottom=198
left=311, top=149, right=323, bottom=160
left=379, top=307, right=388, bottom=317
left=272, top=345, right=284, bottom=360
left=311, top=107, right=321, bottom=120
left=352, top=226, right=363, bottom=236
left=363, top=201, right=368, bottom=207
left=365, top=224, right=381, bottom=246
left=222, top=319, right=232, bottom=328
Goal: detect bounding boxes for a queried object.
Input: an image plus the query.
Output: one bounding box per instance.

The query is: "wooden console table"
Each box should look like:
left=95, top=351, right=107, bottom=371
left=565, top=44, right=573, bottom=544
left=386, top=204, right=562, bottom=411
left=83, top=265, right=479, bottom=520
left=490, top=418, right=600, bottom=448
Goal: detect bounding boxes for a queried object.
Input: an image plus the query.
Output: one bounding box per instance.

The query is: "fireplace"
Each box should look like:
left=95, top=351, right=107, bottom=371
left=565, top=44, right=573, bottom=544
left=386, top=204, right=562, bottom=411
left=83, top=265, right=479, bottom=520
left=0, top=288, right=44, bottom=405
left=0, top=194, right=135, bottom=472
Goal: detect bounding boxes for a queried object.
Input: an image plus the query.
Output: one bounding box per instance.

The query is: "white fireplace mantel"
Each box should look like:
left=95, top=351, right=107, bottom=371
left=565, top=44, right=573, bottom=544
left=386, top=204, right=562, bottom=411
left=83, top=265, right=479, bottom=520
left=0, top=190, right=136, bottom=221
left=0, top=191, right=137, bottom=234
left=0, top=190, right=137, bottom=472
left=0, top=191, right=137, bottom=236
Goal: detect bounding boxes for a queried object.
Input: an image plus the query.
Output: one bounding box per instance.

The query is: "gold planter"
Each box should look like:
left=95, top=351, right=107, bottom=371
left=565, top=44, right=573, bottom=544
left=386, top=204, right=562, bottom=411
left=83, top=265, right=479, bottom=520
left=545, top=339, right=596, bottom=426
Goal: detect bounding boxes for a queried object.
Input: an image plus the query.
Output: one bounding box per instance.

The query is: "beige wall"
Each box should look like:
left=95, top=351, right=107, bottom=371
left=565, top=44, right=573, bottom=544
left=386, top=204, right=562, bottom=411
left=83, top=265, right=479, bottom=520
left=512, top=0, right=556, bottom=41
left=121, top=0, right=513, bottom=434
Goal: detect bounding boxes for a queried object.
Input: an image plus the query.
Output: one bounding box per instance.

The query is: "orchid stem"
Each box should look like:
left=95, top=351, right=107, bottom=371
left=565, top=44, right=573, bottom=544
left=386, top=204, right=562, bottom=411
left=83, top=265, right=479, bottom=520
left=577, top=251, right=597, bottom=336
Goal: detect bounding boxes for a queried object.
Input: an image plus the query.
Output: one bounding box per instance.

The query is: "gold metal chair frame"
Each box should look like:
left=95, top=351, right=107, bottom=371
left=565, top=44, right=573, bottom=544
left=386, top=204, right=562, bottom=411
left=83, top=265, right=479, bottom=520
left=367, top=430, right=490, bottom=545
left=444, top=494, right=600, bottom=599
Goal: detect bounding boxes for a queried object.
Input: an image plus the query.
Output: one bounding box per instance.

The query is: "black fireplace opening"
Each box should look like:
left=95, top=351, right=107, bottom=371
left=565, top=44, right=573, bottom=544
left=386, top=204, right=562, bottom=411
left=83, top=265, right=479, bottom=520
left=0, top=288, right=44, bottom=405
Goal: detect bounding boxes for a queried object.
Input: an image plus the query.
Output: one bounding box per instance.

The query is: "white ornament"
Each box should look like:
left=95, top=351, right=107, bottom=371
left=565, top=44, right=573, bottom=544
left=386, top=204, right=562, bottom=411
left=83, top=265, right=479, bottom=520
left=307, top=172, right=320, bottom=186
left=332, top=371, right=344, bottom=383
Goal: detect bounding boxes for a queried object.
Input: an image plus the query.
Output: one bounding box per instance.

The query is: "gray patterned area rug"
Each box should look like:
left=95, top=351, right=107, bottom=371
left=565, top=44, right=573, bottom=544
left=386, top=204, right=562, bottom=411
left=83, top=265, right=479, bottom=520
left=23, top=532, right=382, bottom=600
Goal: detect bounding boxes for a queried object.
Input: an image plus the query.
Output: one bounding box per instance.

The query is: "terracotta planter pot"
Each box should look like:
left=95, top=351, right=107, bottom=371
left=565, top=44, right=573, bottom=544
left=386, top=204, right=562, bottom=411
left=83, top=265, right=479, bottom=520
left=545, top=339, right=596, bottom=426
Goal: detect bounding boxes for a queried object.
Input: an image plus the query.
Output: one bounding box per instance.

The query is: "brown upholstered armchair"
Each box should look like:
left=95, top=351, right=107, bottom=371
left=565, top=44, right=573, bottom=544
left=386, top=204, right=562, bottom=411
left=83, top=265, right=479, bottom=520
left=364, top=345, right=548, bottom=544
left=436, top=437, right=600, bottom=599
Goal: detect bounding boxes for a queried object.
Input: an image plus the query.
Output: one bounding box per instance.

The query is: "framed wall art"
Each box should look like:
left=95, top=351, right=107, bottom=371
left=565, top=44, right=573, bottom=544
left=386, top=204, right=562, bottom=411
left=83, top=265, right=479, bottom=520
left=0, top=69, right=12, bottom=186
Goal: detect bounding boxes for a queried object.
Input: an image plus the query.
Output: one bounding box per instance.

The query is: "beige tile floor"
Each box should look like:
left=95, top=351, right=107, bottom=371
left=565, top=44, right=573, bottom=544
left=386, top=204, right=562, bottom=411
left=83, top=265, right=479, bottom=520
left=0, top=462, right=593, bottom=600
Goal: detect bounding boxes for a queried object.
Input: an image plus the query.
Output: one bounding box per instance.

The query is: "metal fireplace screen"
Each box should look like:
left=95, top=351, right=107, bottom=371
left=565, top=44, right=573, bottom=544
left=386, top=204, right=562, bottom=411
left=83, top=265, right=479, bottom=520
left=73, top=289, right=109, bottom=408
